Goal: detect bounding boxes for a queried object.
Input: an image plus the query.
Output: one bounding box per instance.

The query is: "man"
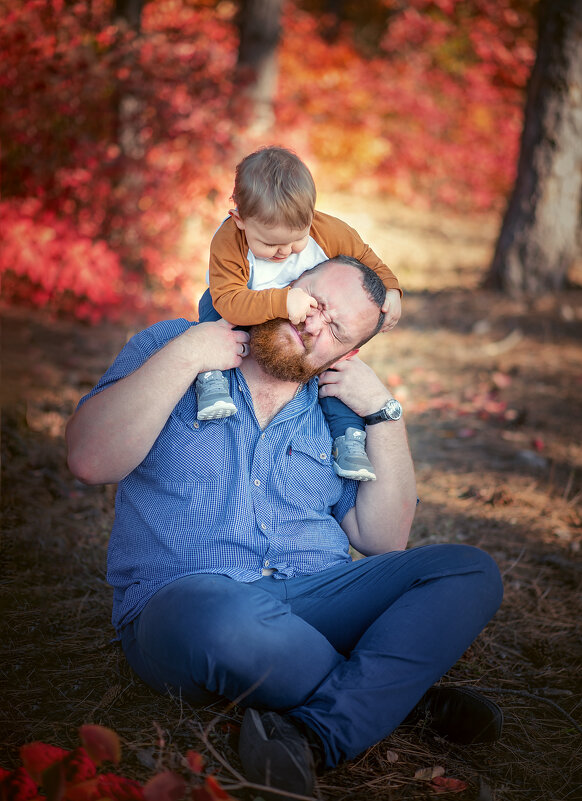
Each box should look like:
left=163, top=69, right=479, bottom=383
left=66, top=256, right=503, bottom=797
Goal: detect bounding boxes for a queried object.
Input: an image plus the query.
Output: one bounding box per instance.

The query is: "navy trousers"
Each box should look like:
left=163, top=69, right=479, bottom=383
left=120, top=544, right=503, bottom=767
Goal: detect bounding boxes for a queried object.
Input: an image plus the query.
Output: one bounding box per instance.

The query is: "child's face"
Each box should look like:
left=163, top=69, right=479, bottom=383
left=232, top=213, right=311, bottom=262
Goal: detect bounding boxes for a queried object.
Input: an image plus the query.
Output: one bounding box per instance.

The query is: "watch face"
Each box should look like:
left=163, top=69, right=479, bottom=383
left=385, top=399, right=402, bottom=420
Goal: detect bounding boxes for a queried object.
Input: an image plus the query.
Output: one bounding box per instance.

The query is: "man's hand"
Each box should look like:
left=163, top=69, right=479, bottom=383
left=66, top=320, right=249, bottom=485
left=193, top=319, right=250, bottom=372
left=318, top=355, right=392, bottom=417
left=287, top=287, right=317, bottom=324
left=380, top=289, right=402, bottom=332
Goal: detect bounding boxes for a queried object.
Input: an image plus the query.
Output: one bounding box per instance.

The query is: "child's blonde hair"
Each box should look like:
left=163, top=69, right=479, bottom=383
left=232, top=146, right=316, bottom=230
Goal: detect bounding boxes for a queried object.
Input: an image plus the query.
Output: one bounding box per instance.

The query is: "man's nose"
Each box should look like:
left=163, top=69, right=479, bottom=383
left=303, top=308, right=323, bottom=335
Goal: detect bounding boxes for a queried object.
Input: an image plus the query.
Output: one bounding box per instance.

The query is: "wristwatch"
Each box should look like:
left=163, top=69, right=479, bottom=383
left=364, top=398, right=403, bottom=425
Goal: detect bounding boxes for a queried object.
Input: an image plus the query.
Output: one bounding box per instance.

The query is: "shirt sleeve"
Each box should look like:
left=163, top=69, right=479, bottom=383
left=209, top=217, right=290, bottom=325
left=311, top=211, right=401, bottom=296
left=331, top=478, right=358, bottom=524
left=77, top=319, right=195, bottom=408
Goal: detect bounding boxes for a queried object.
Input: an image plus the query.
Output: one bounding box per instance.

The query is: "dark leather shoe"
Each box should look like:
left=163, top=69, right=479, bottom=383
left=415, top=686, right=503, bottom=744
left=239, top=709, right=315, bottom=798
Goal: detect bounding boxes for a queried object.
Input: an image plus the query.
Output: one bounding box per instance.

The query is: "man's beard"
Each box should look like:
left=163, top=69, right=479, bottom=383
left=249, top=319, right=320, bottom=383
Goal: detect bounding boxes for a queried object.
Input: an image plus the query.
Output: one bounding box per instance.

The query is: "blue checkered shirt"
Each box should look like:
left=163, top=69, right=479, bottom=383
left=80, top=319, right=358, bottom=633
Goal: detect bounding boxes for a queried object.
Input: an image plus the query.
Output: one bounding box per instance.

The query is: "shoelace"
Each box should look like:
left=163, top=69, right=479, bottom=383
left=200, top=372, right=228, bottom=394
left=343, top=435, right=366, bottom=455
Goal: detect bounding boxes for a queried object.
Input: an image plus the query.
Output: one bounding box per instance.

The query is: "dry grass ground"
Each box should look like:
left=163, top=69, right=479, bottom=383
left=2, top=195, right=581, bottom=800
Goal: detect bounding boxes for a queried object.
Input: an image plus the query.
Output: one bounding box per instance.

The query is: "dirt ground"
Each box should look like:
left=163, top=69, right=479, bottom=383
left=1, top=195, right=581, bottom=800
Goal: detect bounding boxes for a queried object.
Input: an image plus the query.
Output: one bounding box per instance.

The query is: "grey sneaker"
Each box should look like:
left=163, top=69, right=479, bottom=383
left=195, top=370, right=237, bottom=420
left=238, top=709, right=315, bottom=798
left=332, top=427, right=376, bottom=481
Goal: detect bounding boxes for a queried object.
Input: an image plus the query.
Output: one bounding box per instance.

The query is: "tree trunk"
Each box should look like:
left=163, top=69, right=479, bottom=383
left=110, top=0, right=145, bottom=269
left=114, top=0, right=143, bottom=32
left=236, top=0, right=283, bottom=131
left=487, top=0, right=582, bottom=295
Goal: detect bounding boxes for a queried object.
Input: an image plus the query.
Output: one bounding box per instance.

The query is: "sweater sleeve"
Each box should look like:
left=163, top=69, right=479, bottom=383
left=209, top=217, right=289, bottom=326
left=310, top=211, right=401, bottom=295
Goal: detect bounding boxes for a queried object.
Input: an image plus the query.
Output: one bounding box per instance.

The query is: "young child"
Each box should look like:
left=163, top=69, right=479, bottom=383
left=196, top=146, right=402, bottom=481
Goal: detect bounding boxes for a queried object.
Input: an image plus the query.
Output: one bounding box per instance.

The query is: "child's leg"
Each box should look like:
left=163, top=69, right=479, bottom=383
left=195, top=288, right=237, bottom=420
left=320, top=396, right=376, bottom=482
left=198, top=287, right=222, bottom=322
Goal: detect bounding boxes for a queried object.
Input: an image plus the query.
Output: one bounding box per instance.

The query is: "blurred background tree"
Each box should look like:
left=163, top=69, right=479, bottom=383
left=2, top=0, right=576, bottom=324
left=488, top=0, right=582, bottom=294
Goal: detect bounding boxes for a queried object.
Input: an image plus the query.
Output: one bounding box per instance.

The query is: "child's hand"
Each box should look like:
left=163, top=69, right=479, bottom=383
left=381, top=289, right=402, bottom=332
left=287, top=287, right=317, bottom=324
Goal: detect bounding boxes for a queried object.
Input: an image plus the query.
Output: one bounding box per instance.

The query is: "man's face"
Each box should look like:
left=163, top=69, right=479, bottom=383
left=250, top=261, right=380, bottom=382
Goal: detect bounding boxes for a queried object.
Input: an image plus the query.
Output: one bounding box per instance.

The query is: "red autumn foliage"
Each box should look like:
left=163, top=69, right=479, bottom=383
left=142, top=772, right=187, bottom=801
left=79, top=727, right=121, bottom=768
left=1, top=0, right=535, bottom=322
left=20, top=746, right=69, bottom=785
left=96, top=775, right=144, bottom=801
left=0, top=767, right=39, bottom=801
left=61, top=752, right=97, bottom=787
left=1, top=727, right=230, bottom=801
left=184, top=754, right=204, bottom=777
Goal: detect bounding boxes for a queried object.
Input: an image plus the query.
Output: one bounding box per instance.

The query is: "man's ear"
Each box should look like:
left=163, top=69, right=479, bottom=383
left=330, top=348, right=359, bottom=368
left=229, top=209, right=245, bottom=231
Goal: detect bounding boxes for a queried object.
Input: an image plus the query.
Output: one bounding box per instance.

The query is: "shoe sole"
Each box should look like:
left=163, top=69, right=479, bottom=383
left=239, top=709, right=315, bottom=797
left=333, top=463, right=376, bottom=481
left=197, top=402, right=237, bottom=421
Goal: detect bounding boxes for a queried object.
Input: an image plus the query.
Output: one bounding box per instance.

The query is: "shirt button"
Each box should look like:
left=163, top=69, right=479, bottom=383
left=261, top=523, right=267, bottom=530
left=254, top=479, right=261, bottom=486
left=261, top=433, right=266, bottom=439
left=193, top=422, right=200, bottom=429
left=320, top=453, right=327, bottom=460
left=264, top=559, right=270, bottom=567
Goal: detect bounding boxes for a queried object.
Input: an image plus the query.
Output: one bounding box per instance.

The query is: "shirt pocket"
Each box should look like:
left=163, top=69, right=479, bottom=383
left=284, top=435, right=342, bottom=509
left=143, top=414, right=226, bottom=485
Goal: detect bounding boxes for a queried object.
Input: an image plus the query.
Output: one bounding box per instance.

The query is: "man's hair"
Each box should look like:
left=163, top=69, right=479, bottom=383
left=315, top=255, right=387, bottom=347
left=232, top=146, right=316, bottom=230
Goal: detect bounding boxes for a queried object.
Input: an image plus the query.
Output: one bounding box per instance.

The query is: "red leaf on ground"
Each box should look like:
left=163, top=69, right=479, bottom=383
left=202, top=776, right=233, bottom=800
left=79, top=726, right=121, bottom=767
left=143, top=772, right=187, bottom=801
left=0, top=767, right=39, bottom=801
left=431, top=776, right=468, bottom=793
left=64, top=779, right=100, bottom=801
left=97, top=774, right=144, bottom=801
left=62, top=749, right=97, bottom=785
left=20, top=744, right=68, bottom=782
left=185, top=752, right=205, bottom=775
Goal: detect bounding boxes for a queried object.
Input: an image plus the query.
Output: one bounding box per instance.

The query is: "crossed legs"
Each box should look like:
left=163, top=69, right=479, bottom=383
left=120, top=544, right=503, bottom=767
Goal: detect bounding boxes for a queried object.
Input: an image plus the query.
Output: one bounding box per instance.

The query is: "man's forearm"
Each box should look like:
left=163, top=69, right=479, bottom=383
left=345, top=418, right=417, bottom=554
left=66, top=321, right=248, bottom=484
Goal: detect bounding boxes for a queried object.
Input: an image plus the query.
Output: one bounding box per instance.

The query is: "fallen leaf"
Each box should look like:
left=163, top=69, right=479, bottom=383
left=385, top=749, right=399, bottom=763
left=186, top=751, right=205, bottom=774
left=143, top=771, right=187, bottom=801
left=414, top=765, right=445, bottom=781
left=20, top=744, right=69, bottom=782
left=79, top=726, right=121, bottom=766
left=203, top=775, right=233, bottom=800
left=431, top=775, right=468, bottom=794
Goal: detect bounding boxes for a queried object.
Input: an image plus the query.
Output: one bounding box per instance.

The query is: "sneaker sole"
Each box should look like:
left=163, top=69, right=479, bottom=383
left=239, top=709, right=315, bottom=797
left=333, top=463, right=376, bottom=481
left=197, top=402, right=237, bottom=421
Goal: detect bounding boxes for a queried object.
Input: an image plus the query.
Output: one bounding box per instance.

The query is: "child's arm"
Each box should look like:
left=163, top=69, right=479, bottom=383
left=209, top=219, right=290, bottom=325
